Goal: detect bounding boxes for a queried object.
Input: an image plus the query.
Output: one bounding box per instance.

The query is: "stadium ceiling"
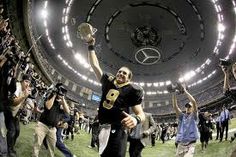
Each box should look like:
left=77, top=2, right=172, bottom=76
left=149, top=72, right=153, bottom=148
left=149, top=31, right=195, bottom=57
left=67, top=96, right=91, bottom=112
left=29, top=0, right=236, bottom=96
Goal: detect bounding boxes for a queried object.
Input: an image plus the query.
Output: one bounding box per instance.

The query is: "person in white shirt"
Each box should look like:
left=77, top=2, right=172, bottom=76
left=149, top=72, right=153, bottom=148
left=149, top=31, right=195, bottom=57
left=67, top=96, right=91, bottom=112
left=5, top=74, right=31, bottom=157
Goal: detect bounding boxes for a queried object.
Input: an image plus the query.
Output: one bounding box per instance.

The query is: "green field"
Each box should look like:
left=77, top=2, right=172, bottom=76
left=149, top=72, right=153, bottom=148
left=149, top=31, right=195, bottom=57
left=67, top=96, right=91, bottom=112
left=15, top=119, right=236, bottom=157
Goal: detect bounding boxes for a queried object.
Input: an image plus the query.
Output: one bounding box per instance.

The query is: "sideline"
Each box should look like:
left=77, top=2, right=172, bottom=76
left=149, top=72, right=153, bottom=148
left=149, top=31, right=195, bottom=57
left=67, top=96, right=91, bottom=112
left=212, top=128, right=236, bottom=136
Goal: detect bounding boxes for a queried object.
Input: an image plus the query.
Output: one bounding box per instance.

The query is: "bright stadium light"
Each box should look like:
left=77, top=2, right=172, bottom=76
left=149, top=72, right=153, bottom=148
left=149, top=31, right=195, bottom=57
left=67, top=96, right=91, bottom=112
left=41, top=9, right=48, bottom=19
left=218, top=23, right=225, bottom=32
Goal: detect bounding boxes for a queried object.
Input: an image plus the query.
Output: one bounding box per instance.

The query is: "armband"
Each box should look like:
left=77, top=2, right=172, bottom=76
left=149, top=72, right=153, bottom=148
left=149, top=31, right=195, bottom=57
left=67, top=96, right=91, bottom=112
left=88, top=45, right=95, bottom=51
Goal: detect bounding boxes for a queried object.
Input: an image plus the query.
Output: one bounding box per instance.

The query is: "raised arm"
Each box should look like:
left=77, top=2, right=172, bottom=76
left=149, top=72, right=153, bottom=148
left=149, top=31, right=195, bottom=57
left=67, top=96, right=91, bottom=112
left=61, top=97, right=70, bottom=114
left=0, top=55, right=7, bottom=68
left=45, top=93, right=56, bottom=110
left=221, top=66, right=231, bottom=92
left=184, top=88, right=197, bottom=112
left=12, top=85, right=31, bottom=106
left=87, top=37, right=103, bottom=81
left=12, top=92, right=28, bottom=106
left=172, top=92, right=181, bottom=116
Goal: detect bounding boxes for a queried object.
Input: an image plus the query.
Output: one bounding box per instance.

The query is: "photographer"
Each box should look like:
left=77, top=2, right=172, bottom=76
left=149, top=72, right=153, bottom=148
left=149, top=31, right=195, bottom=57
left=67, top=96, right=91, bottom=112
left=220, top=59, right=236, bottom=99
left=0, top=43, right=20, bottom=157
left=65, top=103, right=78, bottom=140
left=220, top=59, right=235, bottom=142
left=172, top=85, right=199, bottom=157
left=4, top=74, right=31, bottom=157
left=198, top=111, right=213, bottom=152
left=56, top=112, right=77, bottom=157
left=32, top=83, right=70, bottom=157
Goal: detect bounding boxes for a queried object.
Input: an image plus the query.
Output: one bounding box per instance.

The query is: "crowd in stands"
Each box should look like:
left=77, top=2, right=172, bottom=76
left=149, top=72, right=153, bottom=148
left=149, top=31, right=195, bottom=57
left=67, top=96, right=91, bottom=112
left=144, top=82, right=228, bottom=116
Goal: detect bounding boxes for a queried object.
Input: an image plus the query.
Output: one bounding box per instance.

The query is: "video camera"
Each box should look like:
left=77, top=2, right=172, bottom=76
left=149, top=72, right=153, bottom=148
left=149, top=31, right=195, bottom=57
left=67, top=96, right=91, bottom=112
left=28, top=88, right=38, bottom=99
left=166, top=82, right=185, bottom=94
left=219, top=58, right=231, bottom=67
left=55, top=83, right=67, bottom=96
left=5, top=51, right=19, bottom=66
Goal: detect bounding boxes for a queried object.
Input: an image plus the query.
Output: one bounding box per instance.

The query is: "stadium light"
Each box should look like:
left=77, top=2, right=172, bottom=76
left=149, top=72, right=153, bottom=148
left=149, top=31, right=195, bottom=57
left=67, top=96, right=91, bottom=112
left=218, top=23, right=225, bottom=32
left=41, top=9, right=48, bottom=19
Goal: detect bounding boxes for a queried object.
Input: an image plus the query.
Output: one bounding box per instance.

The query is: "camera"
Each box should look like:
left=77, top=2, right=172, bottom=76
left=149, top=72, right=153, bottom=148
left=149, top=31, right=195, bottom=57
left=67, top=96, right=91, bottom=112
left=5, top=47, right=26, bottom=66
left=166, top=82, right=185, bottom=94
left=55, top=83, right=67, bottom=96
left=5, top=51, right=19, bottom=66
left=219, top=58, right=231, bottom=67
left=28, top=88, right=38, bottom=99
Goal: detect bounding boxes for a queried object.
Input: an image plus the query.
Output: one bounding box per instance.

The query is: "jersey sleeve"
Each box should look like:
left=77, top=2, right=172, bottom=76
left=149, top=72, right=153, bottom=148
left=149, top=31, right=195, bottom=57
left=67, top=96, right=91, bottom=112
left=100, top=73, right=109, bottom=84
left=100, top=73, right=115, bottom=89
left=129, top=84, right=144, bottom=106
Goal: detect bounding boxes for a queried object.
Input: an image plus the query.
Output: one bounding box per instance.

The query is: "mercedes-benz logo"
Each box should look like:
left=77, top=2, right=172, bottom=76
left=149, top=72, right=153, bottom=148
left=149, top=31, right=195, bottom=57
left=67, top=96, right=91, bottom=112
left=135, top=47, right=161, bottom=65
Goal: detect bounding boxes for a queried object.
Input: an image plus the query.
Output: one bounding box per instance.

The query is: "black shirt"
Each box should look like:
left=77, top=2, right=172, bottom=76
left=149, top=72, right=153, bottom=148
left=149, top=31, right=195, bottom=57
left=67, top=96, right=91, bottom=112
left=0, top=61, right=16, bottom=112
left=39, top=94, right=64, bottom=127
left=98, top=73, right=143, bottom=124
left=198, top=113, right=213, bottom=133
left=225, top=86, right=236, bottom=100
left=68, top=108, right=78, bottom=126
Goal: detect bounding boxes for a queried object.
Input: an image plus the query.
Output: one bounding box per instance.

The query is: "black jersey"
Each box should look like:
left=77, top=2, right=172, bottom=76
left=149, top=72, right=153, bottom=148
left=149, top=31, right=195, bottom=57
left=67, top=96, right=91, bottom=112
left=39, top=93, right=64, bottom=127
left=98, top=73, right=143, bottom=124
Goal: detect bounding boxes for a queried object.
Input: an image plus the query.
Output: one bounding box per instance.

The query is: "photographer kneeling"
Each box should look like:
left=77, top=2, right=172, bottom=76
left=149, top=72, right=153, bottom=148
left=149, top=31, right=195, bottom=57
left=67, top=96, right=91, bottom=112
left=32, top=83, right=70, bottom=157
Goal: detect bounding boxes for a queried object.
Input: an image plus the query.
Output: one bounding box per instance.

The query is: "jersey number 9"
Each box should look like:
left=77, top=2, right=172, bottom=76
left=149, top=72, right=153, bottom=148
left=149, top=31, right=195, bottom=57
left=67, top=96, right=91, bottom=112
left=103, top=89, right=120, bottom=109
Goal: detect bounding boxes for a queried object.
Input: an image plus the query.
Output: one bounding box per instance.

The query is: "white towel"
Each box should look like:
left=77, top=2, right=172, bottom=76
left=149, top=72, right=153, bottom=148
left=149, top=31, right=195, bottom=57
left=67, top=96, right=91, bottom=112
left=98, top=124, right=111, bottom=155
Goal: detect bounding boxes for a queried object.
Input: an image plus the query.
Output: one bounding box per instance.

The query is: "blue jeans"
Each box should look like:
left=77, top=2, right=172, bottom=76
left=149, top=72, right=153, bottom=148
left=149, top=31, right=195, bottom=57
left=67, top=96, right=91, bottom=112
left=56, top=128, right=73, bottom=157
left=0, top=112, right=8, bottom=156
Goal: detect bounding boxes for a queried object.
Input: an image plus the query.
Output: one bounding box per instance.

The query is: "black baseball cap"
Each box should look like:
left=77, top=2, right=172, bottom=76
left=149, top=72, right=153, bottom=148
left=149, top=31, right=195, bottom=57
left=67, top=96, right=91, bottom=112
left=185, top=102, right=192, bottom=108
left=22, top=74, right=31, bottom=82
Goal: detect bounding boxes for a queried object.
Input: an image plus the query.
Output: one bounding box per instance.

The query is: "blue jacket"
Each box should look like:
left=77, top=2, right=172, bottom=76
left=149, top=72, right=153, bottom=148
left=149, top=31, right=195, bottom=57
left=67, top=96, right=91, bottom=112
left=176, top=112, right=199, bottom=143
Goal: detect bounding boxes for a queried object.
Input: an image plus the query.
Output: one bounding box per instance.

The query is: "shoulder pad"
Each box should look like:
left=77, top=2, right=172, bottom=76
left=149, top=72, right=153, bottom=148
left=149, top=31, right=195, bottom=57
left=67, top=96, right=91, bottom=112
left=108, top=76, right=114, bottom=81
left=107, top=73, right=115, bottom=81
left=131, top=83, right=144, bottom=98
left=131, top=83, right=143, bottom=91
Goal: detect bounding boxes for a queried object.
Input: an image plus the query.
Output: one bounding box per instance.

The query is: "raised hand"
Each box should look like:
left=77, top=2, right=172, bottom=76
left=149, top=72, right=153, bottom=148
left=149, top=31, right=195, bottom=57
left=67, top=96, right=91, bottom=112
left=78, top=23, right=96, bottom=43
left=221, top=65, right=230, bottom=75
left=87, top=36, right=95, bottom=46
left=23, top=86, right=31, bottom=98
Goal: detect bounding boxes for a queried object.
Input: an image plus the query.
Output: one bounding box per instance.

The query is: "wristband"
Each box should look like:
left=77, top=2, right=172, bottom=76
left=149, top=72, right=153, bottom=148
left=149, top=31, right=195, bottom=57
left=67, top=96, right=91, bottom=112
left=133, top=115, right=141, bottom=124
left=88, top=45, right=95, bottom=51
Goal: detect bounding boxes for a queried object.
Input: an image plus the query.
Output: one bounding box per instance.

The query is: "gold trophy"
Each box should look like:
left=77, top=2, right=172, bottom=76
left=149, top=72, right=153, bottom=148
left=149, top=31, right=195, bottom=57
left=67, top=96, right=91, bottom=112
left=77, top=23, right=97, bottom=42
